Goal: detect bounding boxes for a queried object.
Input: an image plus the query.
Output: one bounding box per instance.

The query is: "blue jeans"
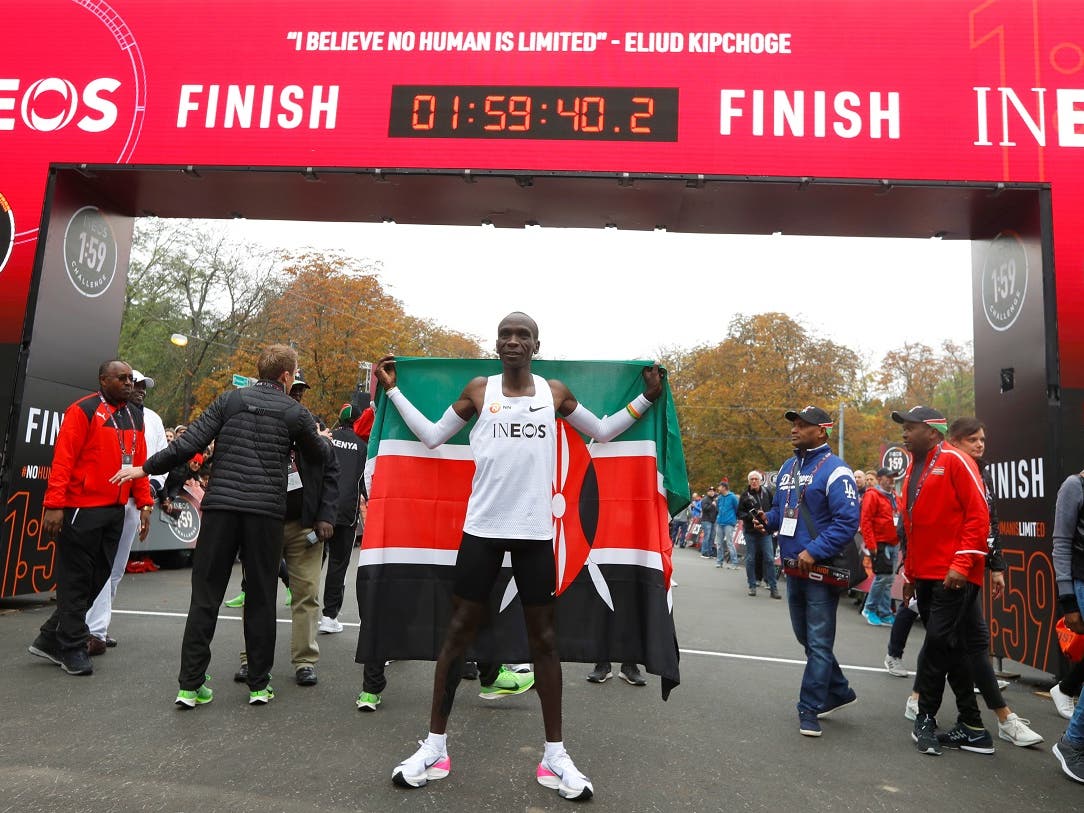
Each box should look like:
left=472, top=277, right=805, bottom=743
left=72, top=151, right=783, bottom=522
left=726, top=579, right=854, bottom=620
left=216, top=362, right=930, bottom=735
left=1067, top=578, right=1084, bottom=746
left=699, top=521, right=716, bottom=556
left=787, top=577, right=851, bottom=715
left=863, top=545, right=898, bottom=618
left=744, top=532, right=777, bottom=590
left=715, top=524, right=737, bottom=565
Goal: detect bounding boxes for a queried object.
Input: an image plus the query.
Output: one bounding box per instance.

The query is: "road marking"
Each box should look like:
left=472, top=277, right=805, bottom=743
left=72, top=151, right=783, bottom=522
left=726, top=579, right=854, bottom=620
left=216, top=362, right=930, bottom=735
left=111, top=609, right=898, bottom=674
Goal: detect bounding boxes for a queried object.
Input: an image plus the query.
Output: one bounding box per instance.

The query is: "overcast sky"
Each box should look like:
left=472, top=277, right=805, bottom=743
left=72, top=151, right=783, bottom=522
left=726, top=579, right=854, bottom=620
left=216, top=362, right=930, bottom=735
left=219, top=219, right=974, bottom=366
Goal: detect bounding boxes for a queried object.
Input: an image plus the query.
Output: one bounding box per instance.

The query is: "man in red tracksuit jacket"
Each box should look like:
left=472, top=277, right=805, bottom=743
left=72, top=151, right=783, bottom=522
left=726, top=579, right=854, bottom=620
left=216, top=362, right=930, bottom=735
left=895, top=405, right=990, bottom=757
left=29, top=360, right=153, bottom=676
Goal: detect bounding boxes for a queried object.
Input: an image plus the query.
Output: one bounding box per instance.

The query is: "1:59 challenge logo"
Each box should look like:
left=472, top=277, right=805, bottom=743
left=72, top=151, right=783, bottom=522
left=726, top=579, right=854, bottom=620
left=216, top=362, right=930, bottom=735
left=62, top=206, right=118, bottom=297
left=981, top=231, right=1029, bottom=332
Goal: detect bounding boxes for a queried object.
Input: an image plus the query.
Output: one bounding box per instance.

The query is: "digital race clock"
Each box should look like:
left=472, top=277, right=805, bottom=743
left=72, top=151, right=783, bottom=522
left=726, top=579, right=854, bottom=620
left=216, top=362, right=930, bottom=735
left=388, top=85, right=678, bottom=141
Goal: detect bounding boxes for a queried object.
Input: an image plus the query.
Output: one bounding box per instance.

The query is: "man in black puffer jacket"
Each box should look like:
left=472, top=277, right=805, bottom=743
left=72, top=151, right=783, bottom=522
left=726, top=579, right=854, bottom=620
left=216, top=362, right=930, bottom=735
left=113, top=344, right=336, bottom=707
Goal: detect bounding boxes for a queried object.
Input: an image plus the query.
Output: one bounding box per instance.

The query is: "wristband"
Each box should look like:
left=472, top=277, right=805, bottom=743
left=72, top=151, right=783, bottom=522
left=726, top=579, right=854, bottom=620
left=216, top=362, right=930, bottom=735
left=625, top=393, right=653, bottom=420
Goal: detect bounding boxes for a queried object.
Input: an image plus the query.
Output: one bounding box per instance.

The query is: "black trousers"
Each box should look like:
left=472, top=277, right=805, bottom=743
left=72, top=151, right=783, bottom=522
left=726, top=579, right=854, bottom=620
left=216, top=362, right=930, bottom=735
left=40, top=505, right=125, bottom=651
left=179, top=509, right=283, bottom=691
left=913, top=579, right=983, bottom=727
left=321, top=523, right=356, bottom=619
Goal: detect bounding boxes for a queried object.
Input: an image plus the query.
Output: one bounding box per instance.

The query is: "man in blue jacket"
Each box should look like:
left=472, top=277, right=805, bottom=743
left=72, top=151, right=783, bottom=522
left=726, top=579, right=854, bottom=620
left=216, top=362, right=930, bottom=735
left=753, top=405, right=860, bottom=737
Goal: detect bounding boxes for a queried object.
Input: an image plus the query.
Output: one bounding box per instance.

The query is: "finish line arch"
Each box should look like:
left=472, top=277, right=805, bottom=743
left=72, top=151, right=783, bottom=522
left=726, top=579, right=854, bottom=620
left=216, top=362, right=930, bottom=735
left=1, top=1, right=1080, bottom=677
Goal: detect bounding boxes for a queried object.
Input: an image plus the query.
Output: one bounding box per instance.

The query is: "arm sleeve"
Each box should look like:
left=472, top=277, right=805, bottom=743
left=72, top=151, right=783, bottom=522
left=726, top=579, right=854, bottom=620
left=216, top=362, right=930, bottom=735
left=948, top=457, right=991, bottom=580
left=386, top=389, right=467, bottom=449
left=353, top=407, right=374, bottom=442
left=563, top=396, right=651, bottom=443
left=315, top=437, right=340, bottom=525
left=984, top=469, right=1005, bottom=572
left=763, top=478, right=784, bottom=532
left=44, top=404, right=90, bottom=509
left=144, top=396, right=226, bottom=476
left=858, top=491, right=876, bottom=547
left=132, top=430, right=153, bottom=508
left=1052, top=475, right=1083, bottom=614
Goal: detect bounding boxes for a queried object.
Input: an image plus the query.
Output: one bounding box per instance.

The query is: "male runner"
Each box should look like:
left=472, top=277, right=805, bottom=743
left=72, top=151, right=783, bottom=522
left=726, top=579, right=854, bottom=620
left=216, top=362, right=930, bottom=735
left=376, top=311, right=662, bottom=802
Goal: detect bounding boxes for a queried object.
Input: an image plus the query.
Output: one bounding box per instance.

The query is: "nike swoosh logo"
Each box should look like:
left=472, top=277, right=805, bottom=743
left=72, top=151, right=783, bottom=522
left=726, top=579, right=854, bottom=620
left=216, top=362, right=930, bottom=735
left=528, top=406, right=547, bottom=412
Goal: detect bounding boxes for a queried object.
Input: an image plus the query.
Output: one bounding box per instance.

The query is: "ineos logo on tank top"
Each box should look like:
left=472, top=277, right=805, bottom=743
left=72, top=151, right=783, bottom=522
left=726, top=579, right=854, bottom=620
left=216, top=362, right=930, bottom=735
left=491, top=422, right=548, bottom=439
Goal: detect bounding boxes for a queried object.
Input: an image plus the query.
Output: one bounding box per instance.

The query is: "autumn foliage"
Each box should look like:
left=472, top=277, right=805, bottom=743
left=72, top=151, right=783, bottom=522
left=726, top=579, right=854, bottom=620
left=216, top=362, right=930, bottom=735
left=193, top=251, right=484, bottom=424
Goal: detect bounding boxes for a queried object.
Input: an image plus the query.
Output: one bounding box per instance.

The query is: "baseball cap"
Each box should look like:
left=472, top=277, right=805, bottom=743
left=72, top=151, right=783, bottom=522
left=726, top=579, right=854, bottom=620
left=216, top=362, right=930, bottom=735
left=784, top=405, right=835, bottom=432
left=339, top=403, right=356, bottom=423
left=291, top=370, right=311, bottom=390
left=891, top=405, right=947, bottom=433
left=875, top=467, right=893, bottom=478
left=132, top=369, right=155, bottom=389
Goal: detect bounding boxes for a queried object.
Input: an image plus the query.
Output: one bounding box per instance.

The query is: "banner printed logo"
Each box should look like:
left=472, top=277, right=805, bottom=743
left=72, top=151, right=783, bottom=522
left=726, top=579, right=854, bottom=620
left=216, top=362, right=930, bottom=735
left=981, top=230, right=1028, bottom=332
left=62, top=206, right=118, bottom=297
left=165, top=497, right=201, bottom=544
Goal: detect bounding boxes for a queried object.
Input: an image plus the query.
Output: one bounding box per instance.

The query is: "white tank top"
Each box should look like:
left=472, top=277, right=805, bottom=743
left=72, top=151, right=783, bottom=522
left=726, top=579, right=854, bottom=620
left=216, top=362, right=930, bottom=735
left=462, top=374, right=555, bottom=540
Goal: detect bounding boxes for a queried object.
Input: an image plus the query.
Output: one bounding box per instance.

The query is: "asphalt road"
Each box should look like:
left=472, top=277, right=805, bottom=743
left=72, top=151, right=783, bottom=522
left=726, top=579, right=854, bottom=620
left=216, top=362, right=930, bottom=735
left=1, top=547, right=1078, bottom=813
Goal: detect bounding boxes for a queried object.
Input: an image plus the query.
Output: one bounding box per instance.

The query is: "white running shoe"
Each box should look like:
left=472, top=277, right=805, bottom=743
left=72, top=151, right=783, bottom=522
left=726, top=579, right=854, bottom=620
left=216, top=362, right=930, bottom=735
left=884, top=654, right=909, bottom=678
left=905, top=695, right=919, bottom=721
left=392, top=739, right=450, bottom=788
left=997, top=713, right=1043, bottom=747
left=317, top=616, right=344, bottom=634
left=1051, top=684, right=1078, bottom=720
left=537, top=749, right=594, bottom=801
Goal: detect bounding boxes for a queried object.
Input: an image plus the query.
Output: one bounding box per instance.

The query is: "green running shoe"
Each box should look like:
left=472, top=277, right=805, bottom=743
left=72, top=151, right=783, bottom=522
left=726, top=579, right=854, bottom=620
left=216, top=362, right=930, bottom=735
left=224, top=592, right=245, bottom=608
left=356, top=691, right=381, bottom=711
left=175, top=676, right=213, bottom=709
left=284, top=587, right=292, bottom=607
left=479, top=665, right=535, bottom=700
left=249, top=685, right=275, bottom=705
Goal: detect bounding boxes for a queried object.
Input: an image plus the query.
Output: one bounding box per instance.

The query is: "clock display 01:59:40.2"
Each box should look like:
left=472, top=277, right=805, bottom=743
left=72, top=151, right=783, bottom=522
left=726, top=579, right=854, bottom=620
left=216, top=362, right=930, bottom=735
left=388, top=85, right=678, bottom=141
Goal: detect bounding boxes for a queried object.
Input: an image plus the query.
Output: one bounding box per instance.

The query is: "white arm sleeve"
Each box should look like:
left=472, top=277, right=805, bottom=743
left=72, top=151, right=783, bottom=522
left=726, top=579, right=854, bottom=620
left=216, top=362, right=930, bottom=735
left=564, top=394, right=653, bottom=443
left=386, top=388, right=467, bottom=449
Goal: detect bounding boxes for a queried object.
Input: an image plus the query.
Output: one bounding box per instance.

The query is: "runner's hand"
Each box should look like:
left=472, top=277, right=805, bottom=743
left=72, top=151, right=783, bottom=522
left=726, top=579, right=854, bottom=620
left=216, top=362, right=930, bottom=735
left=374, top=355, right=397, bottom=390
left=642, top=363, right=664, bottom=402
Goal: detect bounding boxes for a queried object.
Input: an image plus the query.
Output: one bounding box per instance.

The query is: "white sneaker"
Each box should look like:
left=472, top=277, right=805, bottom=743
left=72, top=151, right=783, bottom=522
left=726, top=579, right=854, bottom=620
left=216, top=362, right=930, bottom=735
left=391, top=739, right=450, bottom=788
left=537, top=749, right=594, bottom=801
left=884, top=654, right=909, bottom=678
left=318, top=616, right=343, bottom=634
left=1051, top=684, right=1078, bottom=720
left=997, top=713, right=1043, bottom=747
left=905, top=695, right=919, bottom=721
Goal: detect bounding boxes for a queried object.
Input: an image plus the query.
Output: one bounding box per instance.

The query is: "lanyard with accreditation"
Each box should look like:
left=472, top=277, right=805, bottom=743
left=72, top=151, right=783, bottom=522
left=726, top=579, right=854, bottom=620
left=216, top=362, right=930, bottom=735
left=779, top=453, right=831, bottom=538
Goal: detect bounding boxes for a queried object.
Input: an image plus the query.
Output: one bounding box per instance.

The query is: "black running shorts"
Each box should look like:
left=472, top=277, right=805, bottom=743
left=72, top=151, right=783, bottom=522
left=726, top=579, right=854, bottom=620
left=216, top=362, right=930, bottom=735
left=453, top=532, right=556, bottom=606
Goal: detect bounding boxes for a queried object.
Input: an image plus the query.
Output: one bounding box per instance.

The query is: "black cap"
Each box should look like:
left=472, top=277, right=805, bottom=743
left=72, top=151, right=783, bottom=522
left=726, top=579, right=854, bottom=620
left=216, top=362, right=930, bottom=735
left=890, top=405, right=946, bottom=430
left=291, top=370, right=311, bottom=391
left=784, top=405, right=834, bottom=430
left=875, top=467, right=893, bottom=478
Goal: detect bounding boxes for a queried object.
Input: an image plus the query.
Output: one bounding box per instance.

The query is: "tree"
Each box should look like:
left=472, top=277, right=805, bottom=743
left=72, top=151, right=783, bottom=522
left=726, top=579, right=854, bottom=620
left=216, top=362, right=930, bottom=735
left=877, top=339, right=975, bottom=418
left=119, top=220, right=277, bottom=425
left=671, top=313, right=864, bottom=488
left=198, top=251, right=484, bottom=422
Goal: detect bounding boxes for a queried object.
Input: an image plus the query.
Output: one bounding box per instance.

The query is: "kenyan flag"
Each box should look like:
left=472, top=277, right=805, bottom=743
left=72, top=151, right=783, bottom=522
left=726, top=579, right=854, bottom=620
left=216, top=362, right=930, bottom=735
left=355, top=358, right=688, bottom=698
